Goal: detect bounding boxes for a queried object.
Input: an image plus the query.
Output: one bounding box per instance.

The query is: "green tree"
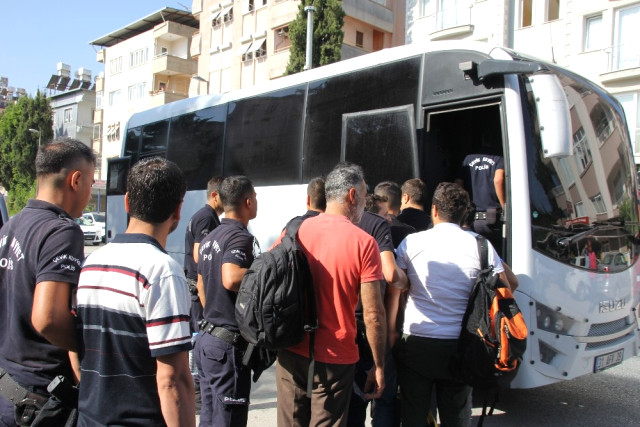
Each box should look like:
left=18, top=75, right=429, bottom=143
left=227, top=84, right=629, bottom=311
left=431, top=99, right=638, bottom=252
left=0, top=92, right=53, bottom=214
left=285, top=0, right=345, bottom=75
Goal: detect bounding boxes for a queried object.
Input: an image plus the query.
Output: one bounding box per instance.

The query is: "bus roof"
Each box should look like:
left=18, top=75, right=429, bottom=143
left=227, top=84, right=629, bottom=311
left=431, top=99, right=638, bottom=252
left=126, top=41, right=514, bottom=129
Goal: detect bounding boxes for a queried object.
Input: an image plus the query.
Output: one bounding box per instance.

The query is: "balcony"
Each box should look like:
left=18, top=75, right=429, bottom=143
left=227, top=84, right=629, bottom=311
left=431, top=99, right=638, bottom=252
left=154, top=21, right=196, bottom=41
left=343, top=0, right=393, bottom=33
left=93, top=109, right=103, bottom=124
left=427, top=5, right=473, bottom=40
left=191, top=32, right=202, bottom=57
left=148, top=90, right=188, bottom=108
left=152, top=53, right=197, bottom=77
left=598, top=42, right=640, bottom=85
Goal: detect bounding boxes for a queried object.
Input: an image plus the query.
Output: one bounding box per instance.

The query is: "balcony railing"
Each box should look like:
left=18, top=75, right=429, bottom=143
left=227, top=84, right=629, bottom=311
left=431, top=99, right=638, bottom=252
left=435, top=5, right=471, bottom=31
left=608, top=41, right=640, bottom=72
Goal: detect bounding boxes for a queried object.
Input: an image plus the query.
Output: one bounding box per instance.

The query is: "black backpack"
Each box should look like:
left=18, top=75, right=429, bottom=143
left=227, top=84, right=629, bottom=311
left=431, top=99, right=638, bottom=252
left=235, top=217, right=318, bottom=391
left=451, top=235, right=528, bottom=424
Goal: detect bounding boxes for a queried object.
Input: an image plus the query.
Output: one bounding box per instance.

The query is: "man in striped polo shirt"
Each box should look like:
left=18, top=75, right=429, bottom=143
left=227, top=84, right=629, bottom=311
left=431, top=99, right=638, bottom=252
left=75, top=157, right=195, bottom=426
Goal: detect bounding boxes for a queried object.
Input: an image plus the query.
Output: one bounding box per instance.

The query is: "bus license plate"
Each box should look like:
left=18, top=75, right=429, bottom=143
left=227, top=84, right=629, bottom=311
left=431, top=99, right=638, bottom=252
left=593, top=349, right=623, bottom=373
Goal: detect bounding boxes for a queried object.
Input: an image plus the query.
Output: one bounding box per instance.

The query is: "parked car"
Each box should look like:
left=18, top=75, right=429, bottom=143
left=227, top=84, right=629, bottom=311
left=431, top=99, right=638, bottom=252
left=0, top=195, right=8, bottom=228
left=75, top=217, right=102, bottom=245
left=597, top=252, right=629, bottom=273
left=82, top=212, right=106, bottom=243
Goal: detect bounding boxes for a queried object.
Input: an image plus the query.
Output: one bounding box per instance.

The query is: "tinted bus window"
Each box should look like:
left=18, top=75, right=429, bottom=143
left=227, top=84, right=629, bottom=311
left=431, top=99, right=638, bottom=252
left=124, top=127, right=141, bottom=160
left=224, top=85, right=306, bottom=185
left=141, top=120, right=169, bottom=154
left=169, top=105, right=227, bottom=191
left=342, top=105, right=418, bottom=187
left=304, top=57, right=421, bottom=180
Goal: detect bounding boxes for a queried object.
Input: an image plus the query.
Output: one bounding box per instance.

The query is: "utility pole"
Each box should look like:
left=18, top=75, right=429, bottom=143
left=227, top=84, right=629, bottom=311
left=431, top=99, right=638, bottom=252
left=304, top=5, right=316, bottom=71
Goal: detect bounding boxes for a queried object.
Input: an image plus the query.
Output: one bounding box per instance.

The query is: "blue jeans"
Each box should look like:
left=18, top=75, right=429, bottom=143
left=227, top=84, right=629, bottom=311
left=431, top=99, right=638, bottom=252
left=195, top=333, right=251, bottom=427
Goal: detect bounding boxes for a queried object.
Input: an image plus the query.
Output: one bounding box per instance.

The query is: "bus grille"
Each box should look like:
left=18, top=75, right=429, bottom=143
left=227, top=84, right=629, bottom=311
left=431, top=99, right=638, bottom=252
left=585, top=333, right=634, bottom=350
left=587, top=318, right=629, bottom=337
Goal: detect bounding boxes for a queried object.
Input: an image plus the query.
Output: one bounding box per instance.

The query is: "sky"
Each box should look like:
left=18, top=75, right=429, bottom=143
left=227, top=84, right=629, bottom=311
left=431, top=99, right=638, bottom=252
left=0, top=1, right=189, bottom=96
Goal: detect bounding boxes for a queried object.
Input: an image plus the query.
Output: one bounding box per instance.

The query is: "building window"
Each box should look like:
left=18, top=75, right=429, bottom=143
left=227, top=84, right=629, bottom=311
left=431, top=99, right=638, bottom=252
left=96, top=91, right=103, bottom=109
left=128, top=82, right=147, bottom=101
left=64, top=108, right=72, bottom=123
left=590, top=103, right=615, bottom=145
left=520, top=0, right=533, bottom=28
left=129, top=48, right=149, bottom=68
left=612, top=4, right=640, bottom=71
left=420, top=0, right=431, bottom=18
left=573, top=126, right=592, bottom=173
left=356, top=31, right=364, bottom=48
left=615, top=91, right=640, bottom=154
left=246, top=0, right=266, bottom=12
left=574, top=201, right=585, bottom=218
left=213, top=6, right=233, bottom=26
left=591, top=194, right=607, bottom=215
left=584, top=14, right=603, bottom=52
left=109, top=56, right=122, bottom=75
left=274, top=26, right=291, bottom=52
left=108, top=90, right=121, bottom=107
left=241, top=39, right=266, bottom=61
left=545, top=0, right=559, bottom=22
left=106, top=122, right=121, bottom=143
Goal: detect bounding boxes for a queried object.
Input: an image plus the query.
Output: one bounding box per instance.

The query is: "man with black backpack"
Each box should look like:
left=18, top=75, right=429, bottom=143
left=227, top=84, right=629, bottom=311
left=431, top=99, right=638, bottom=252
left=275, top=163, right=387, bottom=427
left=388, top=182, right=512, bottom=427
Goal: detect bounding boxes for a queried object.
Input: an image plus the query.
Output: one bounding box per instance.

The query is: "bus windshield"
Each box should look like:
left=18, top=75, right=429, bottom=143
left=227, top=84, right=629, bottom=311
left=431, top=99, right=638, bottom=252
left=525, top=70, right=639, bottom=271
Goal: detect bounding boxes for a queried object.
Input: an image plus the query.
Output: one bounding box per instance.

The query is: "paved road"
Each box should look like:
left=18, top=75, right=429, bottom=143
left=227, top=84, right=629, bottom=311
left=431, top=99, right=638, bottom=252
left=244, top=356, right=640, bottom=427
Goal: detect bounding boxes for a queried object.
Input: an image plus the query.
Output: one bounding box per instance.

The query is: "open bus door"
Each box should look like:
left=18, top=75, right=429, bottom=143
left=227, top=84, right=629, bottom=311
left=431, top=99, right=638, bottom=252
left=105, top=157, right=131, bottom=243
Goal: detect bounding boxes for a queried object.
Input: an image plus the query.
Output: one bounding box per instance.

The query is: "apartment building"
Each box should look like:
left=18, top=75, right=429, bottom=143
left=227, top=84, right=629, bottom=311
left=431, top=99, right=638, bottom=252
left=90, top=7, right=199, bottom=178
left=406, top=0, right=640, bottom=166
left=189, top=0, right=406, bottom=96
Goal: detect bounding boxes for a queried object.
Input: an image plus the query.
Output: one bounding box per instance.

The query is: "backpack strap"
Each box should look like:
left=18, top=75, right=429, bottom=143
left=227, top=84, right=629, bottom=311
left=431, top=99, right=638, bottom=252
left=475, top=234, right=489, bottom=270
left=284, top=216, right=317, bottom=398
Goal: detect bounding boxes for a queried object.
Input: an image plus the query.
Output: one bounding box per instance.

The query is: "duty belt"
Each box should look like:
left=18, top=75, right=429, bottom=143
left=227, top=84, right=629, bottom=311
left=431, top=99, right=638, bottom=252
left=0, top=368, right=48, bottom=409
left=198, top=320, right=247, bottom=349
left=475, top=210, right=504, bottom=221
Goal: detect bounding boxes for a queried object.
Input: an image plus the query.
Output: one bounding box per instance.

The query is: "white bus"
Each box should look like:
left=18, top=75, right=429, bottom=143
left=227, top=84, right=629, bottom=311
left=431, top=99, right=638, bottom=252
left=105, top=41, right=640, bottom=388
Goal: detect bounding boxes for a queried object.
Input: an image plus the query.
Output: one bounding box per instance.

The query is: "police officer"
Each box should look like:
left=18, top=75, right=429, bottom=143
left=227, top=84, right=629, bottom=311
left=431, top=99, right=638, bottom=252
left=457, top=153, right=505, bottom=256
left=184, top=176, right=223, bottom=331
left=195, top=176, right=259, bottom=427
left=0, top=138, right=95, bottom=426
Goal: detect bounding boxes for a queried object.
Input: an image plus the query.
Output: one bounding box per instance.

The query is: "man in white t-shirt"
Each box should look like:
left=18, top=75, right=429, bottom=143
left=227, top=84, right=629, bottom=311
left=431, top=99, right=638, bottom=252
left=387, top=182, right=511, bottom=427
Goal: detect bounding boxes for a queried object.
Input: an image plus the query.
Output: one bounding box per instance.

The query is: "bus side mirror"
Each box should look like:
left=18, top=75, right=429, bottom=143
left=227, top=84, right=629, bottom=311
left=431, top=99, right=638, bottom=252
left=528, top=74, right=572, bottom=158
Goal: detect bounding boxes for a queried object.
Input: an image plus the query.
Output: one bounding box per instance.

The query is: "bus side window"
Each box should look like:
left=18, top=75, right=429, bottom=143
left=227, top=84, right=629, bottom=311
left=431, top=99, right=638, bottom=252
left=224, top=86, right=306, bottom=185
left=341, top=104, right=418, bottom=187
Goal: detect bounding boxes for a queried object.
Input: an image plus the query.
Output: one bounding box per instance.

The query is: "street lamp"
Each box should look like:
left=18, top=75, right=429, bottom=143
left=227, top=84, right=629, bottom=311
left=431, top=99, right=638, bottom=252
left=191, top=75, right=209, bottom=96
left=28, top=128, right=41, bottom=148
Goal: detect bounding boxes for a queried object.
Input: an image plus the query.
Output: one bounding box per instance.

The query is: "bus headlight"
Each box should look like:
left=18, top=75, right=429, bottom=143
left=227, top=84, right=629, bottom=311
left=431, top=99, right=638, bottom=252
left=536, top=303, right=574, bottom=334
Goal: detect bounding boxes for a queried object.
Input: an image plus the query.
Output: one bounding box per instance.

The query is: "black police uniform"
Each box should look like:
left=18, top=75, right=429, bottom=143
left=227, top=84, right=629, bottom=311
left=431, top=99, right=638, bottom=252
left=184, top=204, right=220, bottom=331
left=195, top=218, right=259, bottom=427
left=460, top=154, right=505, bottom=255
left=0, top=200, right=84, bottom=425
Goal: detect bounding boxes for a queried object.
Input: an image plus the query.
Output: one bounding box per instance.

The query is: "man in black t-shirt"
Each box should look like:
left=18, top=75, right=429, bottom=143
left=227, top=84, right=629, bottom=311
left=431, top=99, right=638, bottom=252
left=397, top=178, right=430, bottom=232
left=374, top=182, right=416, bottom=248
left=348, top=195, right=408, bottom=427
left=0, top=138, right=95, bottom=426
left=195, top=176, right=260, bottom=427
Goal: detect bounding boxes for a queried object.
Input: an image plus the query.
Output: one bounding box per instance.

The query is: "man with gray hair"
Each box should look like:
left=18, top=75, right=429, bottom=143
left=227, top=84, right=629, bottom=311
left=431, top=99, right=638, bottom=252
left=276, top=163, right=387, bottom=426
